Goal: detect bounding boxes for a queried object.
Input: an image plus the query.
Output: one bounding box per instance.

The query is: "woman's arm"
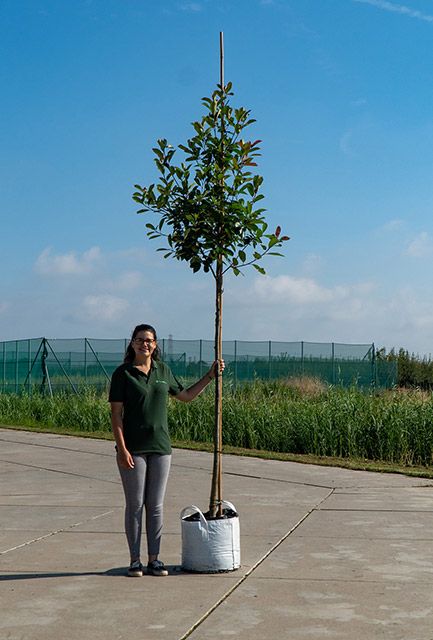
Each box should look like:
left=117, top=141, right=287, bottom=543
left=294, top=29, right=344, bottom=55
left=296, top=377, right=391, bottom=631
left=110, top=401, right=134, bottom=469
left=175, top=360, right=225, bottom=403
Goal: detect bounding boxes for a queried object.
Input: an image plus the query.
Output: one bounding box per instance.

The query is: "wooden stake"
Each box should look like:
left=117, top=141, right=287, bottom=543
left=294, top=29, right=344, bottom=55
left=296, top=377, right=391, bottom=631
left=210, top=32, right=225, bottom=519
left=220, top=31, right=224, bottom=89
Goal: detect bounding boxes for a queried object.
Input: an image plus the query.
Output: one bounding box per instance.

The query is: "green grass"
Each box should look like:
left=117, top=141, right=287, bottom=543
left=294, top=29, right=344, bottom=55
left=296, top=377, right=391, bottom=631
left=1, top=380, right=433, bottom=475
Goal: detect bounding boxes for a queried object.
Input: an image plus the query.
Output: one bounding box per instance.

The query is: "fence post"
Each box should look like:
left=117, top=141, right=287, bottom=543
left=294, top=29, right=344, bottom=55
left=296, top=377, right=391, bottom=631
left=2, top=341, right=5, bottom=393
left=84, top=338, right=88, bottom=384
left=27, top=339, right=31, bottom=395
left=234, top=340, right=237, bottom=388
left=268, top=340, right=272, bottom=380
left=40, top=338, right=53, bottom=397
left=371, top=342, right=376, bottom=389
left=15, top=340, right=19, bottom=393
left=45, top=339, right=78, bottom=394
left=85, top=340, right=111, bottom=383
left=301, top=341, right=304, bottom=376
left=332, top=342, right=335, bottom=385
left=199, top=339, right=203, bottom=378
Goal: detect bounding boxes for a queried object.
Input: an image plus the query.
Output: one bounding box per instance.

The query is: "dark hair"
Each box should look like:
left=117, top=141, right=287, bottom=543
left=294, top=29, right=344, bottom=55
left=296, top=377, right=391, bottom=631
left=124, top=324, right=161, bottom=364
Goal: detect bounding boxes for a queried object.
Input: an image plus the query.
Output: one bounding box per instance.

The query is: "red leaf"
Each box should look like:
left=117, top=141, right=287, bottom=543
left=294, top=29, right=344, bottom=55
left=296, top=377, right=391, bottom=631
left=275, top=226, right=281, bottom=237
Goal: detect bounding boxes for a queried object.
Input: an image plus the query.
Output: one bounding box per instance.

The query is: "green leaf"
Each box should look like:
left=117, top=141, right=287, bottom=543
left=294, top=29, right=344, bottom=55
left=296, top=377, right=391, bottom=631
left=253, top=264, right=266, bottom=275
left=132, top=82, right=288, bottom=283
left=193, top=121, right=202, bottom=135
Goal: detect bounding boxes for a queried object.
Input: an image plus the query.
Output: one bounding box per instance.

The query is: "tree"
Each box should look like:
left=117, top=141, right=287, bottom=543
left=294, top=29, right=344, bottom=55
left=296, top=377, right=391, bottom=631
left=133, top=38, right=289, bottom=517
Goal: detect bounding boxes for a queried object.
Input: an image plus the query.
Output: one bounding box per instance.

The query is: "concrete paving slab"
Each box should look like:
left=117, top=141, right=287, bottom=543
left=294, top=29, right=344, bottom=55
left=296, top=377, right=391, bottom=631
left=2, top=427, right=433, bottom=640
left=252, top=534, right=433, bottom=583
left=194, top=449, right=433, bottom=489
left=0, top=505, right=116, bottom=531
left=187, top=578, right=433, bottom=639
left=319, top=486, right=433, bottom=511
left=0, top=531, right=54, bottom=554
left=1, top=570, right=242, bottom=640
left=291, top=508, right=433, bottom=541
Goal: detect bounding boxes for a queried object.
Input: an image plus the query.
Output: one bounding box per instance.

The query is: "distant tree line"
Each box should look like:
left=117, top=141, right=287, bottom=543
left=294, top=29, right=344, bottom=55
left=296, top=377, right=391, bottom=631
left=376, top=348, right=433, bottom=389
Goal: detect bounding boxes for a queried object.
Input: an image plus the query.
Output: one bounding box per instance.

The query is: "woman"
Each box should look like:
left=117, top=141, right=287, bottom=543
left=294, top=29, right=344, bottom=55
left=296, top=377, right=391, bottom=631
left=109, top=323, right=224, bottom=577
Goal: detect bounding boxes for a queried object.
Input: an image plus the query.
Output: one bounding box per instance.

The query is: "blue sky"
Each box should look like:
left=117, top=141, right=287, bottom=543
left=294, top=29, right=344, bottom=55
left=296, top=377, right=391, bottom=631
left=1, top=0, right=433, bottom=355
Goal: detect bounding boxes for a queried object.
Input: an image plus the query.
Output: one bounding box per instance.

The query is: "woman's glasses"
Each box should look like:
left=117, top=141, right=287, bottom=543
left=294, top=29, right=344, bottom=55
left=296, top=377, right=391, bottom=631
left=133, top=338, right=155, bottom=346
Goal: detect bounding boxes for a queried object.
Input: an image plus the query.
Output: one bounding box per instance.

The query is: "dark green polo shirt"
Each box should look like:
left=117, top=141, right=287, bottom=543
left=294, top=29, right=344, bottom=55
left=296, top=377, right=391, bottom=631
left=109, top=360, right=184, bottom=455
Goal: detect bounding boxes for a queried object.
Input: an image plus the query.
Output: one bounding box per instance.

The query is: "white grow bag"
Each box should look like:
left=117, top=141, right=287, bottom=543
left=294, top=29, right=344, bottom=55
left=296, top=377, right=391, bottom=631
left=181, top=501, right=241, bottom=573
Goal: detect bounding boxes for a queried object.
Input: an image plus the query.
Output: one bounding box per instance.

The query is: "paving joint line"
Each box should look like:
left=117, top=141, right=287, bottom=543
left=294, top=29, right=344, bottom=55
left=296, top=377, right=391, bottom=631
left=0, top=458, right=119, bottom=485
left=177, top=487, right=335, bottom=640
left=251, top=576, right=433, bottom=585
left=319, top=507, right=433, bottom=513
left=0, top=510, right=115, bottom=555
left=175, top=464, right=433, bottom=492
left=0, top=434, right=113, bottom=457
left=4, top=433, right=432, bottom=490
left=174, top=463, right=336, bottom=490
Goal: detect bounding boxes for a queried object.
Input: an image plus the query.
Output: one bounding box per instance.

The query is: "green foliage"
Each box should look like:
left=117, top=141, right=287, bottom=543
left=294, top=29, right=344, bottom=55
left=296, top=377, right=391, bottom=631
left=376, top=347, right=433, bottom=389
left=132, top=82, right=289, bottom=276
left=2, top=382, right=433, bottom=467
left=167, top=382, right=433, bottom=466
left=0, top=388, right=110, bottom=432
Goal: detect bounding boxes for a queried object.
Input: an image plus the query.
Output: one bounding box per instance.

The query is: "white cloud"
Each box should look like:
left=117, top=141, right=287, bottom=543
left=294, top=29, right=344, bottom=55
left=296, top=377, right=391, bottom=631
left=219, top=273, right=433, bottom=354
left=5, top=251, right=433, bottom=355
left=7, top=241, right=433, bottom=355
left=353, top=0, right=433, bottom=23
left=0, top=301, right=10, bottom=315
left=35, top=246, right=102, bottom=276
left=81, top=295, right=128, bottom=322
left=114, top=271, right=142, bottom=291
left=253, top=275, right=375, bottom=306
left=404, top=232, right=433, bottom=258
left=116, top=247, right=147, bottom=262
left=254, top=275, right=333, bottom=304
left=380, top=219, right=404, bottom=232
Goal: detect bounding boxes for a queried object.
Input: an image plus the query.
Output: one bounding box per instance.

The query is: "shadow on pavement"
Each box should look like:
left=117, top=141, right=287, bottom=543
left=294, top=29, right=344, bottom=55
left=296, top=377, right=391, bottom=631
left=0, top=565, right=186, bottom=581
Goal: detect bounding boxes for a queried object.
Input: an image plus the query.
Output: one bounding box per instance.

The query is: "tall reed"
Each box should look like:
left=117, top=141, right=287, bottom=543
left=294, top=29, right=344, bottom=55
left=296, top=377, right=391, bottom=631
left=1, top=380, right=433, bottom=466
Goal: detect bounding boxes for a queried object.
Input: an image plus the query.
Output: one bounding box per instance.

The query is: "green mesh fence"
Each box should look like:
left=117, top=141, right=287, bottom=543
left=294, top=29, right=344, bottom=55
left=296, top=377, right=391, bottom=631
left=0, top=337, right=397, bottom=395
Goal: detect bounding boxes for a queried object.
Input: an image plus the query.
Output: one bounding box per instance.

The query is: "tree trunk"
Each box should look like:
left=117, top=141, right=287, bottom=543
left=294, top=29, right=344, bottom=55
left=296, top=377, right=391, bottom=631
left=209, top=259, right=223, bottom=518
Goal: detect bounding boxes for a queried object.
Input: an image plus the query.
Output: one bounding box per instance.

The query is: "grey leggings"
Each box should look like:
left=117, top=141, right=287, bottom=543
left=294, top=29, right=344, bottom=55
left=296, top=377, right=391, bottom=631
left=117, top=453, right=171, bottom=561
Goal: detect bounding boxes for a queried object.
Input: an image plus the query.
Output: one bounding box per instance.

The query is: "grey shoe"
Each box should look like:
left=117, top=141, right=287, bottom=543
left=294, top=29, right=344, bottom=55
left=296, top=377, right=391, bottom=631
left=147, top=559, right=168, bottom=576
left=128, top=561, right=144, bottom=577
